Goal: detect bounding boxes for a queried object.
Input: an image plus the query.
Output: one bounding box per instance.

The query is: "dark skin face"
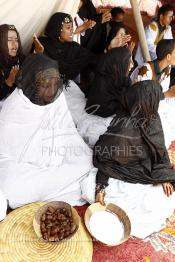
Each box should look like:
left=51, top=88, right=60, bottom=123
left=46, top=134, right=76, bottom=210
left=37, top=77, right=61, bottom=105
left=160, top=11, right=173, bottom=26
left=113, top=13, right=124, bottom=22
left=59, top=22, right=73, bottom=42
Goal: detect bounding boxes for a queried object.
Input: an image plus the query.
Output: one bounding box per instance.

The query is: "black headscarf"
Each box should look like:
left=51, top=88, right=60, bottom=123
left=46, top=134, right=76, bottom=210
left=38, top=12, right=95, bottom=80
left=94, top=80, right=175, bottom=187
left=86, top=47, right=132, bottom=117
left=78, top=0, right=101, bottom=22
left=78, top=1, right=106, bottom=53
left=16, top=53, right=63, bottom=105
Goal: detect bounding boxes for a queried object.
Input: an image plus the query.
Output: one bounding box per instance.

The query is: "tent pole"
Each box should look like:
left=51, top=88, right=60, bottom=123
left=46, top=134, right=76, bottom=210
left=130, top=0, right=151, bottom=62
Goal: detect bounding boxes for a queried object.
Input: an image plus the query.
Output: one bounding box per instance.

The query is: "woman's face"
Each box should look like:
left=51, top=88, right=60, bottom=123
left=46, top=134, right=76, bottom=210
left=59, top=22, right=73, bottom=42
left=8, top=30, right=18, bottom=57
left=37, top=77, right=60, bottom=105
left=115, top=28, right=126, bottom=38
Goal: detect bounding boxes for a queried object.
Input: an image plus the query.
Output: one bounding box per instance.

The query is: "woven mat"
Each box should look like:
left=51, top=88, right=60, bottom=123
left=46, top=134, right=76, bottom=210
left=0, top=202, right=92, bottom=262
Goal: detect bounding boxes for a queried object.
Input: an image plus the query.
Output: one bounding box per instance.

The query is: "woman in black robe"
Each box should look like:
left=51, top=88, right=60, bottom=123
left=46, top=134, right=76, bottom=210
left=81, top=80, right=175, bottom=238
left=37, top=12, right=96, bottom=85
left=0, top=24, right=24, bottom=101
left=93, top=80, right=175, bottom=203
left=86, top=47, right=133, bottom=117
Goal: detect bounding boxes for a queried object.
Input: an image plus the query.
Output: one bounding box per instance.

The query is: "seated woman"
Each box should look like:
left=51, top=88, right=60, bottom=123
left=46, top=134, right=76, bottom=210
left=131, top=39, right=175, bottom=148
left=76, top=47, right=133, bottom=147
left=35, top=12, right=96, bottom=87
left=0, top=24, right=24, bottom=103
left=0, top=54, right=92, bottom=219
left=81, top=80, right=175, bottom=239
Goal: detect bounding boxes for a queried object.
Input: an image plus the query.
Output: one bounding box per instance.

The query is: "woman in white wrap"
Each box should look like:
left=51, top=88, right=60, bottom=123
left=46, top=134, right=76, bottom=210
left=0, top=54, right=92, bottom=220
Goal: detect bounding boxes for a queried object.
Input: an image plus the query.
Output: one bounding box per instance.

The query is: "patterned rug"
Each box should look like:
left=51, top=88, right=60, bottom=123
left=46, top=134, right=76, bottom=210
left=76, top=142, right=175, bottom=262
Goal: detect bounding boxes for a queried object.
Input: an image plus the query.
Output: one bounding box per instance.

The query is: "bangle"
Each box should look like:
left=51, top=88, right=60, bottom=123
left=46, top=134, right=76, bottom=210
left=95, top=183, right=106, bottom=196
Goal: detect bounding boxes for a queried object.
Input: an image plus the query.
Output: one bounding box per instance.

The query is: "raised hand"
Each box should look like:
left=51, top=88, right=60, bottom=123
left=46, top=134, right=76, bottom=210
left=164, top=85, right=175, bottom=98
left=108, top=34, right=131, bottom=50
left=101, top=11, right=112, bottom=24
left=33, top=33, right=44, bottom=53
left=5, top=65, right=19, bottom=87
left=128, top=41, right=135, bottom=53
left=74, top=19, right=96, bottom=35
left=84, top=19, right=96, bottom=30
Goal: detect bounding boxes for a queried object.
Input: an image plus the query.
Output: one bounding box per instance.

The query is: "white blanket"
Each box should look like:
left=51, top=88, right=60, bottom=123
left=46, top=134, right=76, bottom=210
left=81, top=168, right=175, bottom=239
left=0, top=89, right=93, bottom=211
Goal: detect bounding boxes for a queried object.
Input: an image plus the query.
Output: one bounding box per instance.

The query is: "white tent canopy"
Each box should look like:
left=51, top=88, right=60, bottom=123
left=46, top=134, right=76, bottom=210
left=0, top=0, right=80, bottom=53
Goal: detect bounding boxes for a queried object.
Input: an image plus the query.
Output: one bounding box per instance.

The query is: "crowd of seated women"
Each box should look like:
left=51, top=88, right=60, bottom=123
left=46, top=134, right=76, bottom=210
left=1, top=1, right=175, bottom=239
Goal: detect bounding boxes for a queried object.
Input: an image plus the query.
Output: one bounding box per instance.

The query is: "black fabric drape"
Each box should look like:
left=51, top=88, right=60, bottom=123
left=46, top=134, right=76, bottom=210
left=93, top=80, right=175, bottom=187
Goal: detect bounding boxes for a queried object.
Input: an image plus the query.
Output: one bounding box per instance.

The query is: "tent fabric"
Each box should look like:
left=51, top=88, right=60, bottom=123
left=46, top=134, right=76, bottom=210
left=0, top=0, right=80, bottom=53
left=92, top=0, right=162, bottom=16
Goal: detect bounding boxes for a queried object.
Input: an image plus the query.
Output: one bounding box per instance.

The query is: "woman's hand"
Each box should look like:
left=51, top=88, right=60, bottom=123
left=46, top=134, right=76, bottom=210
left=164, top=85, right=175, bottom=98
left=95, top=192, right=106, bottom=206
left=128, top=41, right=135, bottom=53
left=108, top=34, right=131, bottom=50
left=74, top=19, right=96, bottom=35
left=83, top=19, right=96, bottom=30
left=162, top=182, right=174, bottom=197
left=5, top=66, right=19, bottom=87
left=33, top=33, right=44, bottom=53
left=101, top=11, right=111, bottom=24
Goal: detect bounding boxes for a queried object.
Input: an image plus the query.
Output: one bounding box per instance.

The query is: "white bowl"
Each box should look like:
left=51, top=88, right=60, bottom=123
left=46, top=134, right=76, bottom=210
left=84, top=203, right=131, bottom=246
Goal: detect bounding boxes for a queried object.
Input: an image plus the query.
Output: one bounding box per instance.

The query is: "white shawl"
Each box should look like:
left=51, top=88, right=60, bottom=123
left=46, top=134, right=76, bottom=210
left=0, top=89, right=92, bottom=209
